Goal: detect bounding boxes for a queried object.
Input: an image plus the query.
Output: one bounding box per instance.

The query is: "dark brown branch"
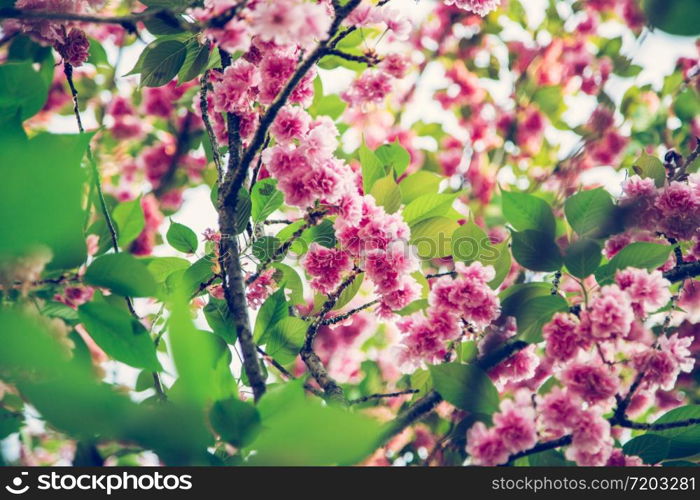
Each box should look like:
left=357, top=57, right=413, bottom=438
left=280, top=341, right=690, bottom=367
left=325, top=48, right=379, bottom=66
left=425, top=271, right=457, bottom=279
left=663, top=260, right=700, bottom=283
left=508, top=435, right=573, bottom=462
left=349, top=390, right=418, bottom=405
left=321, top=299, right=380, bottom=325
left=0, top=7, right=153, bottom=33
left=615, top=417, right=700, bottom=431
left=199, top=70, right=224, bottom=182
left=248, top=135, right=270, bottom=193
left=300, top=269, right=363, bottom=403
left=263, top=219, right=293, bottom=225
left=217, top=48, right=266, bottom=403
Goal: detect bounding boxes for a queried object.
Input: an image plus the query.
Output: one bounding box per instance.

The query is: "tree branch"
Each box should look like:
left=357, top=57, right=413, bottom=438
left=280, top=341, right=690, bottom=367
left=663, top=260, right=700, bottom=283
left=300, top=268, right=363, bottom=403
left=325, top=48, right=379, bottom=66
left=64, top=62, right=166, bottom=400
left=237, top=0, right=363, bottom=175
left=217, top=48, right=266, bottom=403
left=349, top=390, right=418, bottom=405
left=321, top=299, right=380, bottom=325
left=245, top=208, right=327, bottom=286
left=199, top=70, right=224, bottom=183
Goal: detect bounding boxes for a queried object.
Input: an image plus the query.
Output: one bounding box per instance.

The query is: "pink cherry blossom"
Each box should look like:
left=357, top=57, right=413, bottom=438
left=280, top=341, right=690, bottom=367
left=466, top=422, right=510, bottom=466
left=444, top=0, right=501, bottom=17
left=562, top=361, right=619, bottom=404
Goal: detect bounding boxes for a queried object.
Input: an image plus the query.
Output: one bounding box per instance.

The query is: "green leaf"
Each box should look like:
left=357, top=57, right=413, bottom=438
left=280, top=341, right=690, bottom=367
left=333, top=273, right=364, bottom=311
left=674, top=88, right=700, bottom=121
left=146, top=256, right=191, bottom=283
left=203, top=298, right=236, bottom=344
left=142, top=9, right=187, bottom=35
left=41, top=301, right=79, bottom=321
left=0, top=62, right=49, bottom=120
left=370, top=175, right=402, bottom=214
left=112, top=197, right=145, bottom=247
left=78, top=302, right=162, bottom=371
left=0, top=407, right=23, bottom=439
left=249, top=388, right=383, bottom=465
left=429, top=363, right=499, bottom=415
left=178, top=40, right=211, bottom=83
left=486, top=241, right=512, bottom=289
left=252, top=236, right=280, bottom=262
left=532, top=85, right=564, bottom=119
left=308, top=94, right=346, bottom=120
left=168, top=290, right=236, bottom=406
left=564, top=188, right=616, bottom=236
left=0, top=126, right=90, bottom=268
left=254, top=289, right=288, bottom=343
left=500, top=282, right=553, bottom=318
left=265, top=317, right=308, bottom=365
left=644, top=0, right=700, bottom=36
left=516, top=295, right=569, bottom=343
left=272, top=262, right=304, bottom=305
left=411, top=216, right=459, bottom=259
left=167, top=221, right=199, bottom=254
left=631, top=152, right=666, bottom=188
left=375, top=140, right=410, bottom=176
left=403, top=193, right=458, bottom=225
left=399, top=171, right=442, bottom=203
left=502, top=190, right=556, bottom=237
left=527, top=449, right=574, bottom=466
left=359, top=143, right=385, bottom=193
left=511, top=230, right=562, bottom=272
left=595, top=242, right=672, bottom=284
left=84, top=253, right=158, bottom=297
left=564, top=239, right=602, bottom=279
left=140, top=39, right=188, bottom=88
left=623, top=406, right=700, bottom=464
left=277, top=219, right=336, bottom=254
left=210, top=398, right=261, bottom=448
left=451, top=222, right=489, bottom=263
left=251, top=179, right=283, bottom=223
left=87, top=38, right=109, bottom=66
left=171, top=256, right=215, bottom=297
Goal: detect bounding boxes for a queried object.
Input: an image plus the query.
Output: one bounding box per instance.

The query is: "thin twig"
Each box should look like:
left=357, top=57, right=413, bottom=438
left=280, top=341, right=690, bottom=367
left=349, top=390, right=418, bottom=405
left=321, top=299, right=379, bottom=325
left=245, top=208, right=327, bottom=286
left=64, top=62, right=166, bottom=400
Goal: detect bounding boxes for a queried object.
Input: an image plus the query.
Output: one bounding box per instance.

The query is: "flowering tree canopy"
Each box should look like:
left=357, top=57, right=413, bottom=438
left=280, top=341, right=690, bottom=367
left=0, top=0, right=699, bottom=467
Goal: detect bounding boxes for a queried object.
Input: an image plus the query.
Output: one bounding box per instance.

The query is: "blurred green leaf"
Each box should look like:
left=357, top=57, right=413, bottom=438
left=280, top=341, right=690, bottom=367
left=78, top=301, right=162, bottom=371
left=85, top=253, right=158, bottom=297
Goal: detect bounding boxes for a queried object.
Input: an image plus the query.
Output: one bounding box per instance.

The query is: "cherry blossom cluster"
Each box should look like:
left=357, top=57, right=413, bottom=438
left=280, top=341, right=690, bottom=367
left=303, top=196, right=422, bottom=316
left=620, top=173, right=700, bottom=242
left=466, top=265, right=694, bottom=466
left=2, top=0, right=99, bottom=66
left=340, top=2, right=411, bottom=107
left=263, top=110, right=355, bottom=208
left=395, top=262, right=500, bottom=371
